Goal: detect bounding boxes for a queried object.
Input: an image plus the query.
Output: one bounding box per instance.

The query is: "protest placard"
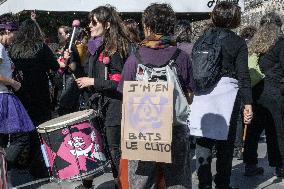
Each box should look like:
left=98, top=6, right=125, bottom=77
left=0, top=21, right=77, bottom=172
left=121, top=81, right=173, bottom=163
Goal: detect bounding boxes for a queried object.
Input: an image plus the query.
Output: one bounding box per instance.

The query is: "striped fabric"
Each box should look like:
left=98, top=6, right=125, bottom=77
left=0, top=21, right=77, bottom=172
left=0, top=148, right=7, bottom=189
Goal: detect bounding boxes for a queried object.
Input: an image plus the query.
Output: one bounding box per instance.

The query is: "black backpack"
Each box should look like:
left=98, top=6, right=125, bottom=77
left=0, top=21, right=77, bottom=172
left=192, top=28, right=229, bottom=93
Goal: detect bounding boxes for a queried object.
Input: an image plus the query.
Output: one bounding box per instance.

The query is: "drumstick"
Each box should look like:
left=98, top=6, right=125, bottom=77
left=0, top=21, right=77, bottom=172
left=68, top=20, right=80, bottom=50
left=72, top=73, right=76, bottom=80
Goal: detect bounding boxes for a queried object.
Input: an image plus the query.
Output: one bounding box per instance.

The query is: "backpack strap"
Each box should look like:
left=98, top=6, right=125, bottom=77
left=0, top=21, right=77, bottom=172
left=134, top=50, right=144, bottom=65
left=167, top=48, right=181, bottom=67
left=134, top=48, right=181, bottom=68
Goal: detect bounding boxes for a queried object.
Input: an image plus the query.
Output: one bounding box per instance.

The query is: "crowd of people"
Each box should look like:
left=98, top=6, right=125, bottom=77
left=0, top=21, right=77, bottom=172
left=0, top=1, right=284, bottom=189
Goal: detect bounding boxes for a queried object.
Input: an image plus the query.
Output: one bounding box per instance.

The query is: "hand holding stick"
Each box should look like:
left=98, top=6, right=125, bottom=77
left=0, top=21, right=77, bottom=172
left=68, top=19, right=80, bottom=50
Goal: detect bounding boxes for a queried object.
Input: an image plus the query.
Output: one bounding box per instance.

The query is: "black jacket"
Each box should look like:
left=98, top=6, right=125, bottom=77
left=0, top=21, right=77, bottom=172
left=259, top=37, right=284, bottom=88
left=220, top=29, right=252, bottom=104
left=12, top=43, right=59, bottom=125
left=84, top=46, right=124, bottom=127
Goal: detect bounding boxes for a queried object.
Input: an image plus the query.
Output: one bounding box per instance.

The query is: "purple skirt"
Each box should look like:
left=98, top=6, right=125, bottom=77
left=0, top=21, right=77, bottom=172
left=0, top=92, right=35, bottom=134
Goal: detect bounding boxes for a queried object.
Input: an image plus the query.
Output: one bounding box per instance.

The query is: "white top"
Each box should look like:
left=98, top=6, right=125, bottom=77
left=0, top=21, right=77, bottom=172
left=0, top=43, right=13, bottom=92
left=188, top=77, right=239, bottom=140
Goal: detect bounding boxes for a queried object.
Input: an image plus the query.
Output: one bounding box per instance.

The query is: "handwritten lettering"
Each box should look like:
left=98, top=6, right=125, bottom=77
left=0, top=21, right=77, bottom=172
left=145, top=142, right=171, bottom=152
left=128, top=83, right=138, bottom=92
left=125, top=141, right=138, bottom=150
left=128, top=83, right=169, bottom=93
left=128, top=132, right=162, bottom=141
left=143, top=84, right=151, bottom=92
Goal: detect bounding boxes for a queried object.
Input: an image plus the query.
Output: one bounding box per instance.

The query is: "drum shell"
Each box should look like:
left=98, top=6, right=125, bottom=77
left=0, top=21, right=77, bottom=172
left=39, top=117, right=107, bottom=180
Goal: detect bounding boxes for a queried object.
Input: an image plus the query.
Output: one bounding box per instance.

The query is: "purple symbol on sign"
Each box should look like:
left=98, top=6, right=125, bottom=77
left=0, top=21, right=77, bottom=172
left=128, top=95, right=168, bottom=132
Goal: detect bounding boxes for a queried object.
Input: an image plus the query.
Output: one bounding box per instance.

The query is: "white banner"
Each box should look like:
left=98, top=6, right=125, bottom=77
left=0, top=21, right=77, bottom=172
left=0, top=0, right=244, bottom=15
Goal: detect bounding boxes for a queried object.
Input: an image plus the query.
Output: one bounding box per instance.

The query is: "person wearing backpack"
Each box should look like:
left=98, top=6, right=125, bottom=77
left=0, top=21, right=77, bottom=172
left=118, top=3, right=194, bottom=189
left=243, top=13, right=283, bottom=177
left=189, top=2, right=253, bottom=189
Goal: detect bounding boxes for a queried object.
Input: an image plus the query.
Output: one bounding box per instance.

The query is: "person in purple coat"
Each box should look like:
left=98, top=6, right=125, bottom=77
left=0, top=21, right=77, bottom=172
left=118, top=3, right=194, bottom=189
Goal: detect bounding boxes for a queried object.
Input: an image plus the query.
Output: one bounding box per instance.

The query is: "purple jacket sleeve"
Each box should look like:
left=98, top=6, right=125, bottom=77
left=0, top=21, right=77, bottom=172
left=117, top=54, right=137, bottom=93
left=175, top=51, right=195, bottom=92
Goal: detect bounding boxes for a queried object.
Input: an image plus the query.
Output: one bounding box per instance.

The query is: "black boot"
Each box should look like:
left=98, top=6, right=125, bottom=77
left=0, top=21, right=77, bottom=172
left=244, top=164, right=264, bottom=176
left=275, top=166, right=284, bottom=177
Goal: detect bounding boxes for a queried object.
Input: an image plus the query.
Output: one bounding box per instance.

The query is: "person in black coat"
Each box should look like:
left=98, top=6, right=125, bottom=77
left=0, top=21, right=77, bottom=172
left=64, top=5, right=132, bottom=189
left=243, top=13, right=283, bottom=177
left=9, top=19, right=59, bottom=178
left=256, top=13, right=284, bottom=177
left=192, top=2, right=253, bottom=189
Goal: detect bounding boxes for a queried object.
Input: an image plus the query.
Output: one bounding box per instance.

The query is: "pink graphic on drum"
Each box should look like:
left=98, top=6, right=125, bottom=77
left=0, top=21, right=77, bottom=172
left=41, top=121, right=107, bottom=180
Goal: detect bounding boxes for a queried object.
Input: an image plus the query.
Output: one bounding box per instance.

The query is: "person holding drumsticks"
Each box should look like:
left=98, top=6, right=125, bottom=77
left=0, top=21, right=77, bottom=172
left=64, top=5, right=132, bottom=189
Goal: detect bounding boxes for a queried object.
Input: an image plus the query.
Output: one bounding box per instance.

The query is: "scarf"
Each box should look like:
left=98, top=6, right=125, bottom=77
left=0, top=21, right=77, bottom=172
left=140, top=34, right=176, bottom=49
left=87, top=36, right=103, bottom=55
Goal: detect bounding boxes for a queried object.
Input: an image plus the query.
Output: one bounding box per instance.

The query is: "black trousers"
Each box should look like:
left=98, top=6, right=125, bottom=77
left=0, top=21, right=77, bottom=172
left=28, top=131, right=49, bottom=178
left=5, top=133, right=30, bottom=170
left=243, top=103, right=282, bottom=167
left=105, top=126, right=121, bottom=178
left=257, top=82, right=284, bottom=164
left=234, top=109, right=244, bottom=149
left=196, top=95, right=240, bottom=189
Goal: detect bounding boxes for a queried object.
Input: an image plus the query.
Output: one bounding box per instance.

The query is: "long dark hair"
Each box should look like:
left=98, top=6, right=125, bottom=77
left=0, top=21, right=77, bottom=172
left=10, top=19, right=44, bottom=59
left=89, top=5, right=131, bottom=58
left=124, top=19, right=141, bottom=43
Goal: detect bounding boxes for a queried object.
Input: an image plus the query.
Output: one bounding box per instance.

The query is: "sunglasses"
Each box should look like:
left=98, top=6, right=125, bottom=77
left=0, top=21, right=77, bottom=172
left=90, top=19, right=98, bottom=27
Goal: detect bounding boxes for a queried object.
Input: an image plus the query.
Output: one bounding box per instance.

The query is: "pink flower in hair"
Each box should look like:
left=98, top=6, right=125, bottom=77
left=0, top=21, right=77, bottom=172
left=103, top=57, right=110, bottom=65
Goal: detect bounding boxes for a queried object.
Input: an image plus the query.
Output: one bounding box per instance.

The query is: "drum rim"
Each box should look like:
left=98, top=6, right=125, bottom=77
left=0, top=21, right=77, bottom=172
left=37, top=109, right=95, bottom=133
left=49, top=160, right=110, bottom=181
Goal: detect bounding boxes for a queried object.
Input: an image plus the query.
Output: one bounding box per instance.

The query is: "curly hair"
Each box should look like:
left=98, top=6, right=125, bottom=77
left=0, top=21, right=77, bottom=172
left=211, top=1, right=241, bottom=29
left=10, top=19, right=44, bottom=59
left=142, top=3, right=176, bottom=36
left=89, top=5, right=131, bottom=58
left=249, top=13, right=282, bottom=55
